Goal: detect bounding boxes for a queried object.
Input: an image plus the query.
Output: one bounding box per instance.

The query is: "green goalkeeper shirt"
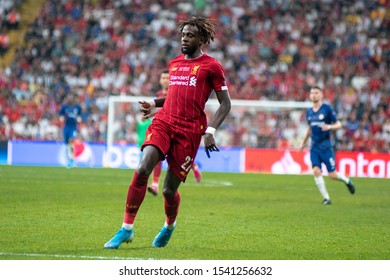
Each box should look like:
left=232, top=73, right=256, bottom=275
left=136, top=118, right=152, bottom=147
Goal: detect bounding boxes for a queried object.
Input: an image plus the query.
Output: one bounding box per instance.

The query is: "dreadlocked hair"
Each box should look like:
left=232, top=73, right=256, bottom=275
left=178, top=16, right=216, bottom=45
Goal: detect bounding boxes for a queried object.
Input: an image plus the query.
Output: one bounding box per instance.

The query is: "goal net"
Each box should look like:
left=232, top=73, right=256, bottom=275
left=106, top=95, right=312, bottom=152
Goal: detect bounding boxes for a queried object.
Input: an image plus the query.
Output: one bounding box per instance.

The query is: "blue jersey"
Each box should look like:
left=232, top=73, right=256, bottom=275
left=59, top=104, right=82, bottom=127
left=306, top=103, right=337, bottom=150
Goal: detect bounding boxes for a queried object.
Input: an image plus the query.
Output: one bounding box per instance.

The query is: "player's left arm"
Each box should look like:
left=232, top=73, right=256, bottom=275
left=322, top=120, right=342, bottom=131
left=322, top=106, right=341, bottom=131
left=204, top=89, right=231, bottom=158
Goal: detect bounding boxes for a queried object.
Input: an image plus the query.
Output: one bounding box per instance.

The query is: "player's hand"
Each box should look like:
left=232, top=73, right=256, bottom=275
left=204, top=133, right=219, bottom=158
left=139, top=100, right=154, bottom=117
left=321, top=123, right=331, bottom=131
left=141, top=110, right=152, bottom=120
left=142, top=107, right=159, bottom=120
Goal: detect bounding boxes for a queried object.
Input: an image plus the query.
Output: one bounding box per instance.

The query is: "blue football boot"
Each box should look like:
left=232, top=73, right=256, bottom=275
left=152, top=224, right=175, bottom=247
left=104, top=227, right=134, bottom=249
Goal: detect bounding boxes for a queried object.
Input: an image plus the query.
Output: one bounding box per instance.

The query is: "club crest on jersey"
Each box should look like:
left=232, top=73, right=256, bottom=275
left=146, top=132, right=152, bottom=142
left=319, top=114, right=324, bottom=120
left=191, top=65, right=200, bottom=75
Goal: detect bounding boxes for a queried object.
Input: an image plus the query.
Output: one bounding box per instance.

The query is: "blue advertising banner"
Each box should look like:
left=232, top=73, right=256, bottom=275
left=192, top=146, right=243, bottom=173
left=7, top=140, right=243, bottom=173
left=8, top=140, right=105, bottom=167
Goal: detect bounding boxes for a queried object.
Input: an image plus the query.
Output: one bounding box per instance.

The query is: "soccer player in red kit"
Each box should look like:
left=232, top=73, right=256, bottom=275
left=104, top=16, right=231, bottom=248
left=147, top=70, right=202, bottom=196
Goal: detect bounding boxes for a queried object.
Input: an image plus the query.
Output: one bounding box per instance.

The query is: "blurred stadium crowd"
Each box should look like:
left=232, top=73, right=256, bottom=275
left=0, top=0, right=389, bottom=152
left=0, top=0, right=22, bottom=55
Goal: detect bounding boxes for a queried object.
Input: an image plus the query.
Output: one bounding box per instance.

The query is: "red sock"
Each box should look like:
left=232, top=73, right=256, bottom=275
left=153, top=162, right=162, bottom=184
left=164, top=191, right=181, bottom=225
left=123, top=172, right=149, bottom=224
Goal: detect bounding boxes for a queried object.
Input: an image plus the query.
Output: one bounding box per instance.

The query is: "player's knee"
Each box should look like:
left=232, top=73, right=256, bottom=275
left=328, top=171, right=338, bottom=180
left=313, top=166, right=322, bottom=176
left=162, top=187, right=175, bottom=199
left=136, top=164, right=153, bottom=176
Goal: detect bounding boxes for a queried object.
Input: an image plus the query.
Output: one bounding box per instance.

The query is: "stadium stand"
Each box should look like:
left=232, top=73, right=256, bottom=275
left=0, top=0, right=389, bottom=152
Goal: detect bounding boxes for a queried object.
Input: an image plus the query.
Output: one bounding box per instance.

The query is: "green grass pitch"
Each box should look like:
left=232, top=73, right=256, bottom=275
left=0, top=165, right=389, bottom=260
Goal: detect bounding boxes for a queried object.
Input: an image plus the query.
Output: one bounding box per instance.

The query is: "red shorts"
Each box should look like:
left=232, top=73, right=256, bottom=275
left=141, top=118, right=202, bottom=182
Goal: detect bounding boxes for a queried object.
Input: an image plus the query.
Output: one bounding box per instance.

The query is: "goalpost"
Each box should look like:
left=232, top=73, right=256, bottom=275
left=106, top=95, right=312, bottom=149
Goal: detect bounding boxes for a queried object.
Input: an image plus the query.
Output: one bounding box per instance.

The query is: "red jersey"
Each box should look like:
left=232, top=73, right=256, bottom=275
left=155, top=54, right=227, bottom=134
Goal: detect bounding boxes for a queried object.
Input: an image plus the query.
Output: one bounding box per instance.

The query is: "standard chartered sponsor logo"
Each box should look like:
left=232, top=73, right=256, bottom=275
left=169, top=75, right=197, bottom=86
left=171, top=75, right=189, bottom=81
left=170, top=81, right=189, bottom=86
left=189, top=76, right=196, bottom=86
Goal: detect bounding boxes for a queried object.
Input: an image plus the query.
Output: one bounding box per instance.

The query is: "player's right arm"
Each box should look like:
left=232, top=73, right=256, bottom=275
left=141, top=107, right=160, bottom=120
left=299, top=126, right=311, bottom=151
left=139, top=97, right=166, bottom=119
left=59, top=106, right=65, bottom=123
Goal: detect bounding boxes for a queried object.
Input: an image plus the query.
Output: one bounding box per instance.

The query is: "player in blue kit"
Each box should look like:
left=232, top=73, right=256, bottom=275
left=59, top=94, right=82, bottom=168
left=299, top=86, right=355, bottom=205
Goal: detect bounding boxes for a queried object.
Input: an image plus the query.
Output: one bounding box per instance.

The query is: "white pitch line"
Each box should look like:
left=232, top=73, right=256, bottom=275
left=0, top=252, right=153, bottom=260
left=199, top=180, right=233, bottom=187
